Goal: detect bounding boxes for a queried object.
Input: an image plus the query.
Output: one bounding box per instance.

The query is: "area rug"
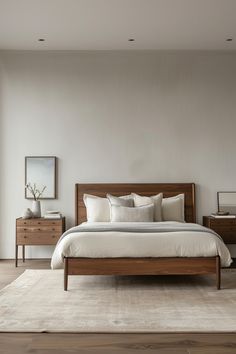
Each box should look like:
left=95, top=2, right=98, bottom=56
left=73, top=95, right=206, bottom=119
left=0, top=269, right=236, bottom=332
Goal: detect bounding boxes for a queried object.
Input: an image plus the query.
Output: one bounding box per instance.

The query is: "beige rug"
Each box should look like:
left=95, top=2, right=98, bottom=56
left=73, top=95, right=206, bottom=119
left=0, top=269, right=236, bottom=333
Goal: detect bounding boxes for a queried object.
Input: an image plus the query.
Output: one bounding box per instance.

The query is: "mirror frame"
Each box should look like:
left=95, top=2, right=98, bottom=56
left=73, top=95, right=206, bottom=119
left=25, top=156, right=57, bottom=199
left=217, top=191, right=236, bottom=213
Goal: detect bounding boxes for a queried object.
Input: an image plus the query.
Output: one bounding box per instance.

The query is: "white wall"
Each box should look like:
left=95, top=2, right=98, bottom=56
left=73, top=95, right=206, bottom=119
left=0, top=50, right=236, bottom=259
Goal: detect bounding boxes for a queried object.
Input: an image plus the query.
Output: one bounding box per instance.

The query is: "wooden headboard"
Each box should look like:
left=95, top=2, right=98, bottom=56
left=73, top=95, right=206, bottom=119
left=75, top=183, right=196, bottom=225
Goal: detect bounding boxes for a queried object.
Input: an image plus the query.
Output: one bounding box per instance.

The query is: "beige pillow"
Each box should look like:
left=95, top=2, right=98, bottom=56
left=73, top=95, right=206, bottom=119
left=110, top=204, right=154, bottom=222
left=107, top=194, right=134, bottom=207
left=132, top=193, right=163, bottom=221
left=162, top=194, right=185, bottom=222
left=83, top=194, right=110, bottom=222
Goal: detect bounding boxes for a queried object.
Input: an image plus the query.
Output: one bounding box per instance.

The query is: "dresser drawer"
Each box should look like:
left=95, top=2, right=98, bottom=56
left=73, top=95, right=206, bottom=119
left=217, top=231, right=236, bottom=244
left=17, top=219, right=62, bottom=226
left=17, top=225, right=62, bottom=233
left=203, top=216, right=236, bottom=244
left=211, top=226, right=236, bottom=233
left=17, top=233, right=61, bottom=245
left=209, top=219, right=236, bottom=227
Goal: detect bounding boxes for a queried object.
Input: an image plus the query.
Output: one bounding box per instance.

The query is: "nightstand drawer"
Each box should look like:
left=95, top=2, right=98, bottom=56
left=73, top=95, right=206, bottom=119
left=17, top=219, right=62, bottom=226
left=17, top=226, right=62, bottom=233
left=203, top=216, right=236, bottom=244
left=217, top=232, right=236, bottom=243
left=212, top=226, right=236, bottom=233
left=17, top=233, right=61, bottom=245
left=210, top=219, right=236, bottom=226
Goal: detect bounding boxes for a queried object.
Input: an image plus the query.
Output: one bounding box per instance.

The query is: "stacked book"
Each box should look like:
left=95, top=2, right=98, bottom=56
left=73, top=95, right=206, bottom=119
left=211, top=213, right=236, bottom=219
left=44, top=210, right=62, bottom=219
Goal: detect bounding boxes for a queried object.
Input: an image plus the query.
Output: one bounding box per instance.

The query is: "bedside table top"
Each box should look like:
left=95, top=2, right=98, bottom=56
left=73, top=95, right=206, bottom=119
left=203, top=215, right=236, bottom=220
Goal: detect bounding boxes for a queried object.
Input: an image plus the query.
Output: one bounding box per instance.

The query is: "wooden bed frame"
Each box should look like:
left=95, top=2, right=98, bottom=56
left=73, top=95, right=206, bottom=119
left=64, top=183, right=221, bottom=290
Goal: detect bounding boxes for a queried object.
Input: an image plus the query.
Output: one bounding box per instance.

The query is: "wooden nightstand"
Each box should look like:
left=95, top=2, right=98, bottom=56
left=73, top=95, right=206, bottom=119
left=15, top=217, right=65, bottom=267
left=203, top=216, right=236, bottom=244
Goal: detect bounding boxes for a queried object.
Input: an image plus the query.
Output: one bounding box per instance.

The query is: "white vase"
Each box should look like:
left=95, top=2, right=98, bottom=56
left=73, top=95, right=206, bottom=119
left=32, top=200, right=41, bottom=218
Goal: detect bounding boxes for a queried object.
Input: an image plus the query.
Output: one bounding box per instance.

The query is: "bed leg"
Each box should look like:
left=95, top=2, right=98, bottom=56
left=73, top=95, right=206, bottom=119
left=64, top=257, right=68, bottom=291
left=216, top=256, right=221, bottom=290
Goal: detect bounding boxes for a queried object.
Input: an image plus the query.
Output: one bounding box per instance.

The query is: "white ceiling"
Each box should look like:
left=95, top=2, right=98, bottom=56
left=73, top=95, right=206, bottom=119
left=0, top=0, right=236, bottom=50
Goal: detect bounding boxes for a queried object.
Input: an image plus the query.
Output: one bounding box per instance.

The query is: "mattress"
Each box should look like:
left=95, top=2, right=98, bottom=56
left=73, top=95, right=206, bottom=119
left=51, top=222, right=232, bottom=269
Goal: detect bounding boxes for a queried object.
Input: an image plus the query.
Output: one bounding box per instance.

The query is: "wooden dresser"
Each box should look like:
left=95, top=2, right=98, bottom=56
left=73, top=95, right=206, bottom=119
left=203, top=216, right=236, bottom=244
left=15, top=217, right=65, bottom=267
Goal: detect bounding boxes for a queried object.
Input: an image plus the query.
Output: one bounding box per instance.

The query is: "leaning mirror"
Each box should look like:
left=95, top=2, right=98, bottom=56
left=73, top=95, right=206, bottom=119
left=217, top=191, right=236, bottom=214
left=25, top=156, right=57, bottom=199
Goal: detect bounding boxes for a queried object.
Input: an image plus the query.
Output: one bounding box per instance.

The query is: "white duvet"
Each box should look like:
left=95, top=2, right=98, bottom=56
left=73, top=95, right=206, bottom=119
left=51, top=222, right=232, bottom=269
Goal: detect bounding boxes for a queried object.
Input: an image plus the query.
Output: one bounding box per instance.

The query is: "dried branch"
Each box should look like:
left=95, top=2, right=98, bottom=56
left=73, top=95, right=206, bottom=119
left=25, top=183, right=46, bottom=201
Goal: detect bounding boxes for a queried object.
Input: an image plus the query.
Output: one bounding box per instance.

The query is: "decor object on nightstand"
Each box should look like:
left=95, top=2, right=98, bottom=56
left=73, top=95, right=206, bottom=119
left=44, top=210, right=62, bottom=219
left=15, top=216, right=65, bottom=267
left=22, top=208, right=33, bottom=219
left=31, top=200, right=41, bottom=217
left=25, top=183, right=46, bottom=217
left=217, top=191, right=236, bottom=215
left=211, top=213, right=235, bottom=219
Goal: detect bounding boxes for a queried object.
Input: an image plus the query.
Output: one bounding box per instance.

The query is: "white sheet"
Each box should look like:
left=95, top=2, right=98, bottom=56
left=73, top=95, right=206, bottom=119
left=51, top=222, right=232, bottom=269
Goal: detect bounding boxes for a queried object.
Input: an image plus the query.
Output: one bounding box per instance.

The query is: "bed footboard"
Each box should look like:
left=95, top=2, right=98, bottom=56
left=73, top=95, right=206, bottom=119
left=64, top=256, right=221, bottom=291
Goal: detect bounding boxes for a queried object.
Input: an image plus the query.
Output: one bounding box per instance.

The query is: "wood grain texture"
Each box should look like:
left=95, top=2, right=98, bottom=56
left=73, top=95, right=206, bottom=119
left=67, top=257, right=217, bottom=275
left=0, top=259, right=51, bottom=290
left=16, top=217, right=65, bottom=246
left=17, top=218, right=64, bottom=226
left=75, top=183, right=196, bottom=225
left=1, top=332, right=236, bottom=354
left=203, top=216, right=236, bottom=244
left=65, top=256, right=220, bottom=290
left=16, top=233, right=61, bottom=245
left=15, top=217, right=65, bottom=267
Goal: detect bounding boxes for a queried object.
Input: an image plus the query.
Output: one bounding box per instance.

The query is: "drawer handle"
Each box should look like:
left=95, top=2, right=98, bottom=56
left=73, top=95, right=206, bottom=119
left=37, top=222, right=41, bottom=225
left=52, top=228, right=55, bottom=231
left=52, top=235, right=56, bottom=238
left=24, top=228, right=27, bottom=231
left=24, top=222, right=27, bottom=225
left=24, top=236, right=27, bottom=239
left=38, top=228, right=41, bottom=231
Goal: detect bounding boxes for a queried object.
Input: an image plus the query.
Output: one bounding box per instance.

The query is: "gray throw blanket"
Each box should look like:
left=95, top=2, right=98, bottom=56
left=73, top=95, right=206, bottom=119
left=56, top=222, right=222, bottom=245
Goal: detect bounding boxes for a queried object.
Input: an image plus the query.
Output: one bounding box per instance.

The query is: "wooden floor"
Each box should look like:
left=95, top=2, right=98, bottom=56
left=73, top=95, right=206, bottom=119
left=0, top=259, right=236, bottom=354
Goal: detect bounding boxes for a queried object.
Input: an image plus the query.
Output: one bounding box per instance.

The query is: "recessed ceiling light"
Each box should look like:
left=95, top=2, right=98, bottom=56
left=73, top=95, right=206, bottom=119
left=38, top=38, right=45, bottom=42
left=128, top=38, right=135, bottom=42
left=226, top=38, right=233, bottom=42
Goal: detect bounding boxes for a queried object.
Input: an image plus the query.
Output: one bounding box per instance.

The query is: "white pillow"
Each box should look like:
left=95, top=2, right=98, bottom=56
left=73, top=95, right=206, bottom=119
left=107, top=194, right=134, bottom=207
left=83, top=194, right=134, bottom=222
left=132, top=193, right=163, bottom=221
left=110, top=204, right=154, bottom=222
left=83, top=194, right=110, bottom=222
left=162, top=194, right=185, bottom=222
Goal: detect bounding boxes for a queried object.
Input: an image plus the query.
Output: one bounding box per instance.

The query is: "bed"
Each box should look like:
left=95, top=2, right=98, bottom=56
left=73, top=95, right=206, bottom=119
left=51, top=183, right=232, bottom=290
